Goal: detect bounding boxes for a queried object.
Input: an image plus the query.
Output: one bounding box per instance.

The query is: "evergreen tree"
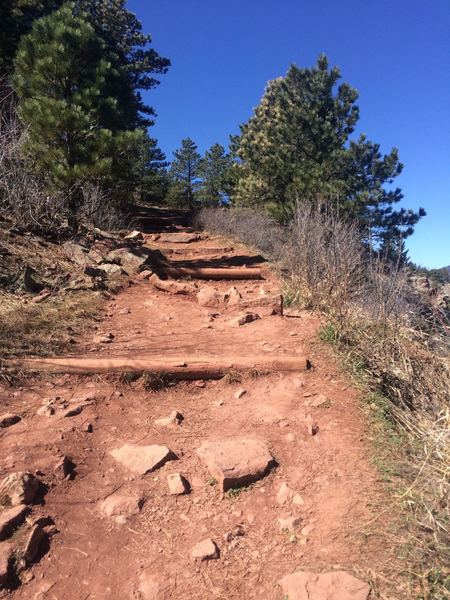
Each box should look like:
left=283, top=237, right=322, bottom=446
left=167, top=138, right=202, bottom=208
left=12, top=3, right=137, bottom=227
left=232, top=55, right=425, bottom=242
left=198, top=143, right=233, bottom=206
left=74, top=0, right=170, bottom=128
left=0, top=0, right=63, bottom=78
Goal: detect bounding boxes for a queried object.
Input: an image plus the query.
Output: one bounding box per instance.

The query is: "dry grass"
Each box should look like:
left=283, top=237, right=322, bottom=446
left=0, top=290, right=103, bottom=359
left=197, top=203, right=450, bottom=599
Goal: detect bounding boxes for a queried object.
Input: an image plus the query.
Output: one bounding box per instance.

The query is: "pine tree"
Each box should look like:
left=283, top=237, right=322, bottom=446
left=12, top=3, right=128, bottom=227
left=198, top=143, right=233, bottom=206
left=232, top=55, right=425, bottom=242
left=167, top=138, right=202, bottom=208
left=0, top=0, right=63, bottom=78
left=74, top=0, right=170, bottom=128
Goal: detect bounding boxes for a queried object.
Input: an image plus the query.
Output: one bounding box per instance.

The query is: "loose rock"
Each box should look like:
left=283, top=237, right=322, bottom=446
left=197, top=438, right=275, bottom=491
left=278, top=516, right=302, bottom=533
left=279, top=570, right=371, bottom=600
left=224, top=286, right=242, bottom=306
left=110, top=444, right=176, bottom=476
left=191, top=538, right=219, bottom=561
left=167, top=473, right=190, bottom=496
left=276, top=482, right=294, bottom=506
left=229, top=312, right=260, bottom=327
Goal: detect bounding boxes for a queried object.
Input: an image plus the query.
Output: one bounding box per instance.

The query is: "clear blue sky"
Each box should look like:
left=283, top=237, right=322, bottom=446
left=127, top=0, right=450, bottom=269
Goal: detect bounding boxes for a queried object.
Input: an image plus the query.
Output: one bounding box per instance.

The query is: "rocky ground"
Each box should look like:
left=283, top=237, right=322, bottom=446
left=0, top=209, right=393, bottom=599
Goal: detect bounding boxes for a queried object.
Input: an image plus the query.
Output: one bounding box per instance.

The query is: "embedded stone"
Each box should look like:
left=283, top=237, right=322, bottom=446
left=279, top=571, right=371, bottom=600
left=99, top=491, right=144, bottom=519
left=197, top=438, right=275, bottom=491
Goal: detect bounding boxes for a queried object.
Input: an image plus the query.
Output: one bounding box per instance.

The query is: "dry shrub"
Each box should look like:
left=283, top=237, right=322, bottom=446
left=195, top=206, right=284, bottom=256
left=0, top=93, right=127, bottom=236
left=197, top=202, right=450, bottom=598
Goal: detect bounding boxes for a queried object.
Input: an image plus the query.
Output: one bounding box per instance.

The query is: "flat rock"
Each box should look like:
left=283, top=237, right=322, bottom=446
left=159, top=232, right=201, bottom=244
left=99, top=491, right=144, bottom=519
left=0, top=542, right=13, bottom=587
left=279, top=571, right=371, bottom=600
left=110, top=444, right=175, bottom=476
left=0, top=505, right=30, bottom=541
left=191, top=538, right=219, bottom=561
left=197, top=438, right=275, bottom=491
left=0, top=472, right=40, bottom=507
left=0, top=414, right=20, bottom=428
left=167, top=473, right=190, bottom=495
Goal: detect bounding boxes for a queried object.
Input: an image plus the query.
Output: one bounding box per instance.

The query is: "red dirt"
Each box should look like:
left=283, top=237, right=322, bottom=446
left=0, top=215, right=391, bottom=599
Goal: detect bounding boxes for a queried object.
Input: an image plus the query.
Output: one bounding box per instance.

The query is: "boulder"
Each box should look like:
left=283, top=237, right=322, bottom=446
left=191, top=538, right=219, bottom=561
left=279, top=571, right=371, bottom=600
left=0, top=505, right=30, bottom=541
left=110, top=444, right=176, bottom=476
left=99, top=491, right=144, bottom=519
left=106, top=247, right=152, bottom=274
left=0, top=472, right=40, bottom=507
left=197, top=438, right=275, bottom=491
left=0, top=414, right=20, bottom=428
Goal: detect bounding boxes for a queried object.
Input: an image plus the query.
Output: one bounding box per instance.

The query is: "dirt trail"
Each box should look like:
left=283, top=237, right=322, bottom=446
left=0, top=211, right=389, bottom=599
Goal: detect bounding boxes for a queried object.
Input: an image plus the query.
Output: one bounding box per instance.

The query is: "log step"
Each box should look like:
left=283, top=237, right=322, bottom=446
left=4, top=355, right=309, bottom=379
left=166, top=266, right=263, bottom=280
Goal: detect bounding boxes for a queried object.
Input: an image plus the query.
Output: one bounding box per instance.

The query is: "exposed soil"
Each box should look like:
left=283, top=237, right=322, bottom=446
left=0, top=209, right=392, bottom=599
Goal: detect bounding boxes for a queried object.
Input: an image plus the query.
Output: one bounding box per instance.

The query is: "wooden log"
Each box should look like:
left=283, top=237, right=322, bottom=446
left=166, top=266, right=264, bottom=280
left=4, top=355, right=309, bottom=378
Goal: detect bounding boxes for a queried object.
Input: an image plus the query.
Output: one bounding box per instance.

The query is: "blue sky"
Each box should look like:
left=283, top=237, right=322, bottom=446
left=127, top=0, right=450, bottom=268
